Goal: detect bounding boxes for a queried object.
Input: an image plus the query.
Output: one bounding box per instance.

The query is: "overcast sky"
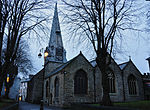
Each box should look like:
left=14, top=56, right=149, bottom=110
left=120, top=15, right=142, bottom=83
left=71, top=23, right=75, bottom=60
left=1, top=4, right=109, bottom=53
left=28, top=0, right=150, bottom=76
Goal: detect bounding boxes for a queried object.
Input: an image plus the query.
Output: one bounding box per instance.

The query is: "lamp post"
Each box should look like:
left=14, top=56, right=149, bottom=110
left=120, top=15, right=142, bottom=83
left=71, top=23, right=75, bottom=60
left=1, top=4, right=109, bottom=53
left=38, top=48, right=48, bottom=110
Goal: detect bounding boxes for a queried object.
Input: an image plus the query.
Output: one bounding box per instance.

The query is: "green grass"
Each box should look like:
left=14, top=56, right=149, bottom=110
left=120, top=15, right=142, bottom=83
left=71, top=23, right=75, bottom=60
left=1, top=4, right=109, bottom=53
left=114, top=100, right=150, bottom=110
left=92, top=101, right=150, bottom=110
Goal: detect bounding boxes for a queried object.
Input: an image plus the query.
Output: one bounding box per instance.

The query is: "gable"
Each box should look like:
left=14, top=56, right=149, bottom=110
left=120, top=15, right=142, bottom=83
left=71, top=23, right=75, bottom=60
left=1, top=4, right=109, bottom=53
left=119, top=62, right=128, bottom=70
left=45, top=52, right=93, bottom=78
left=91, top=56, right=122, bottom=72
left=109, top=57, right=122, bottom=72
left=65, top=53, right=94, bottom=72
left=123, top=60, right=142, bottom=77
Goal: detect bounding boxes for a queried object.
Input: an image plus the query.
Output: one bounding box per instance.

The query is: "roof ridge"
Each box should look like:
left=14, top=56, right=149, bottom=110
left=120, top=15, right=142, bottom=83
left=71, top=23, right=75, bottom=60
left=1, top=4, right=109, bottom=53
left=46, top=53, right=83, bottom=78
left=119, top=61, right=129, bottom=65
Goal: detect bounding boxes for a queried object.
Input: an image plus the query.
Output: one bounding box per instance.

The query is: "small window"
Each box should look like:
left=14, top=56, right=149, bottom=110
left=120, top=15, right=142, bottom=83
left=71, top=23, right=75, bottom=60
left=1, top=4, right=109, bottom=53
left=51, top=46, right=54, bottom=50
left=56, top=47, right=63, bottom=56
left=56, top=30, right=61, bottom=34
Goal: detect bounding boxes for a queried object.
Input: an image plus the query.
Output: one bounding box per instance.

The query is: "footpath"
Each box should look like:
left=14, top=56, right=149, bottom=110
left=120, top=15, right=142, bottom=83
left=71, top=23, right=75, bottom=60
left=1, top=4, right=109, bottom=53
left=19, top=101, right=65, bottom=110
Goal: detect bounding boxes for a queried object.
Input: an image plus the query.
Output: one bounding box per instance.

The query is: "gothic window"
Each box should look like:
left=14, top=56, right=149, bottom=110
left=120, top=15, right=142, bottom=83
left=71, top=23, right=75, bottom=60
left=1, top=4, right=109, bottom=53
left=74, top=69, right=87, bottom=94
left=56, top=30, right=61, bottom=35
left=108, top=72, right=116, bottom=93
left=54, top=77, right=59, bottom=97
left=51, top=46, right=54, bottom=50
left=46, top=81, right=49, bottom=97
left=56, top=47, right=63, bottom=56
left=128, top=74, right=137, bottom=95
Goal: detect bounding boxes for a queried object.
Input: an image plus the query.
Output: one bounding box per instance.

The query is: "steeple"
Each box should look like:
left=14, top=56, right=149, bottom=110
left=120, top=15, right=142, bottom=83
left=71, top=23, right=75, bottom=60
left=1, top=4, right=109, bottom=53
left=49, top=3, right=62, bottom=47
left=45, top=3, right=67, bottom=63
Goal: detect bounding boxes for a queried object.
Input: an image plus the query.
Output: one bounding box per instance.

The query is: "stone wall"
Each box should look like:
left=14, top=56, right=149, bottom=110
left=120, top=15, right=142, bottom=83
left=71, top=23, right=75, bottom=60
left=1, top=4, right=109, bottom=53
left=109, top=59, right=124, bottom=102
left=43, top=72, right=64, bottom=106
left=94, top=59, right=124, bottom=103
left=122, top=61, right=144, bottom=101
left=63, top=55, right=94, bottom=105
left=44, top=61, right=63, bottom=77
left=27, top=69, right=44, bottom=103
left=43, top=54, right=145, bottom=107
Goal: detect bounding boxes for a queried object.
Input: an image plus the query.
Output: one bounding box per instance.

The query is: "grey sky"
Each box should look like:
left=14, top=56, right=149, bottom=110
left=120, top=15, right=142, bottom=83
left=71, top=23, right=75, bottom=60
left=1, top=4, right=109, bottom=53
left=28, top=0, right=150, bottom=76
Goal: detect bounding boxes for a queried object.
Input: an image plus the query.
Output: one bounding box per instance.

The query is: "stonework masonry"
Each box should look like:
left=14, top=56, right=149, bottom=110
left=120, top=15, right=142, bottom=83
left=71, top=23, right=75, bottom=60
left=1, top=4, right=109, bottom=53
left=122, top=61, right=144, bottom=101
left=27, top=69, right=44, bottom=103
left=26, top=3, right=147, bottom=107
left=43, top=53, right=145, bottom=107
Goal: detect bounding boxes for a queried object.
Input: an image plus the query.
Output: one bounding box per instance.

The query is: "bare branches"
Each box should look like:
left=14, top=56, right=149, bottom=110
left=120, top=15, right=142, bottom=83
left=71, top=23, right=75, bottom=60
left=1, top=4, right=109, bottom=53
left=2, top=0, right=52, bottom=65
left=0, top=0, right=53, bottom=96
left=62, top=0, right=140, bottom=105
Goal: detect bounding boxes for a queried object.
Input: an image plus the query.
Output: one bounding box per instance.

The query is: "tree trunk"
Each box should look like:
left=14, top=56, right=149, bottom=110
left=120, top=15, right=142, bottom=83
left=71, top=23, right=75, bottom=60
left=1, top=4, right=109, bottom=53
left=0, top=62, right=9, bottom=96
left=96, top=53, right=112, bottom=106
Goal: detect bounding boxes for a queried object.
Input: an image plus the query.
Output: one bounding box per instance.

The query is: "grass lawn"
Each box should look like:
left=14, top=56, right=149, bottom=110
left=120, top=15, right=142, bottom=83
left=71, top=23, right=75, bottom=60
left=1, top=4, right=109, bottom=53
left=0, top=98, right=16, bottom=109
left=93, top=100, right=150, bottom=110
left=114, top=100, right=150, bottom=110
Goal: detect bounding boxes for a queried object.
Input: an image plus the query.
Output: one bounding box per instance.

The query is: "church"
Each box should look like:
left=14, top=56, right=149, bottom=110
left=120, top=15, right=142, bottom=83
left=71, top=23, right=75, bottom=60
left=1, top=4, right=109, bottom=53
left=27, top=4, right=146, bottom=106
left=41, top=4, right=144, bottom=106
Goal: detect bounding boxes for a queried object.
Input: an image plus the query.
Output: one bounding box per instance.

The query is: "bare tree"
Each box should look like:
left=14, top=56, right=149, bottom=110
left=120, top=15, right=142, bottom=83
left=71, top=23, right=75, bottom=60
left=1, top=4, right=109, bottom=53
left=62, top=0, right=139, bottom=105
left=0, top=0, right=10, bottom=96
left=0, top=0, right=53, bottom=96
left=2, top=39, right=34, bottom=98
left=14, top=39, right=34, bottom=75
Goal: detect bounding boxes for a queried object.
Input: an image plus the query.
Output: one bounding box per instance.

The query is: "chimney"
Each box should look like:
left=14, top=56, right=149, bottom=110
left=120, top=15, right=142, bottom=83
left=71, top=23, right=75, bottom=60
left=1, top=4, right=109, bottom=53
left=146, top=57, right=150, bottom=72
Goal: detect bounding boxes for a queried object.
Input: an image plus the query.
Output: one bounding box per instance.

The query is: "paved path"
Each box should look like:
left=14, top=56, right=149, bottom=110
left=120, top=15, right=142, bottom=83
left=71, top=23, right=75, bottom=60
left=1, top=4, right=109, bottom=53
left=19, top=101, right=67, bottom=110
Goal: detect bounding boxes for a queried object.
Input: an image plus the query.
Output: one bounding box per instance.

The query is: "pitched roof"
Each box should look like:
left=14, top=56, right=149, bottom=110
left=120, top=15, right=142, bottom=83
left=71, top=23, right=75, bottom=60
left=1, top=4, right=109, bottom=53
left=21, top=78, right=30, bottom=83
left=90, top=60, right=97, bottom=67
left=29, top=68, right=44, bottom=81
left=45, top=52, right=93, bottom=78
left=119, top=61, right=129, bottom=70
left=45, top=53, right=80, bottom=78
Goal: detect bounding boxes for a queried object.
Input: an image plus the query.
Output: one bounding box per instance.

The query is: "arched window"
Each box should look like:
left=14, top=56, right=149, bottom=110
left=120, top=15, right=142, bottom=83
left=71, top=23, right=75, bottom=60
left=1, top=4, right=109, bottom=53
left=128, top=75, right=137, bottom=95
left=74, top=69, right=87, bottom=94
left=54, top=77, right=59, bottom=97
left=46, top=81, right=49, bottom=97
left=108, top=72, right=116, bottom=93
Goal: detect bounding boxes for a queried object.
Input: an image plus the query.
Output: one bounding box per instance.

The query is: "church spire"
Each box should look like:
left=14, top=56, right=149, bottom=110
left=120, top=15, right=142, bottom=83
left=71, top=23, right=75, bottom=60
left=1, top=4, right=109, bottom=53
left=45, top=3, right=67, bottom=63
left=49, top=3, right=62, bottom=47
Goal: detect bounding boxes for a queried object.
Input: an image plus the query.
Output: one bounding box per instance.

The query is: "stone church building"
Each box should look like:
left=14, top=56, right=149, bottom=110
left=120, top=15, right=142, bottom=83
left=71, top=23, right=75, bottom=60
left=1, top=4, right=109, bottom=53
left=40, top=4, right=144, bottom=106
left=26, top=4, right=146, bottom=106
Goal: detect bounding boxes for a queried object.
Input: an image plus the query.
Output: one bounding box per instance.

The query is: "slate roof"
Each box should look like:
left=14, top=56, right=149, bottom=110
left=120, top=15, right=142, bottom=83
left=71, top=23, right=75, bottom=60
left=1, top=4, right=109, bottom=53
left=90, top=58, right=129, bottom=71
left=119, top=61, right=129, bottom=70
left=46, top=54, right=79, bottom=78
left=21, top=78, right=30, bottom=83
left=90, top=60, right=97, bottom=67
